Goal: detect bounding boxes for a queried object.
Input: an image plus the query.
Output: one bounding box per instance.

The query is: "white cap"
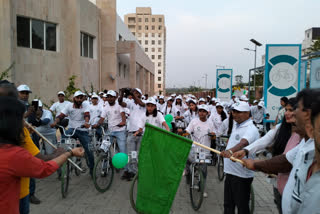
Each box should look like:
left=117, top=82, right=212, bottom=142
left=240, top=95, right=249, bottom=101
left=188, top=99, right=197, bottom=104
left=258, top=101, right=265, bottom=107
left=207, top=95, right=211, bottom=98
left=146, top=97, right=157, bottom=105
left=159, top=95, right=164, bottom=99
left=91, top=94, right=99, bottom=99
left=171, top=93, right=176, bottom=97
left=199, top=98, right=206, bottom=102
left=32, top=99, right=43, bottom=107
left=102, top=93, right=107, bottom=98
left=98, top=91, right=104, bottom=95
left=166, top=97, right=174, bottom=102
left=135, top=88, right=142, bottom=95
left=106, top=90, right=117, bottom=97
left=89, top=93, right=92, bottom=96
left=253, top=100, right=258, bottom=103
left=216, top=102, right=223, bottom=107
left=57, top=91, right=65, bottom=96
left=211, top=97, right=216, bottom=102
left=198, top=104, right=209, bottom=112
left=233, top=101, right=250, bottom=112
left=74, top=90, right=84, bottom=97
left=176, top=95, right=182, bottom=100
left=17, top=84, right=32, bottom=93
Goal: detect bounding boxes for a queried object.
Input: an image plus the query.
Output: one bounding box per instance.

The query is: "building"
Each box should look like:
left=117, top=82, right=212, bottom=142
left=0, top=0, right=154, bottom=104
left=302, top=27, right=320, bottom=55
left=124, top=7, right=166, bottom=95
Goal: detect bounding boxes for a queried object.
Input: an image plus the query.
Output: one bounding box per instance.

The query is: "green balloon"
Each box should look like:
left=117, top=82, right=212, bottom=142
left=165, top=114, right=174, bottom=123
left=167, top=123, right=172, bottom=130
left=112, top=153, right=128, bottom=169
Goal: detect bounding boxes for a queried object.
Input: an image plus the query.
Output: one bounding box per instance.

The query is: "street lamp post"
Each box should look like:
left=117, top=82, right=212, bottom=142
left=244, top=39, right=262, bottom=99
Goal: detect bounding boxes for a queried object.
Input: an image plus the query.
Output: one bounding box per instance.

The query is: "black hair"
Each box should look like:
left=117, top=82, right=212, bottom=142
left=0, top=81, right=18, bottom=98
left=0, top=97, right=25, bottom=146
left=217, top=105, right=227, bottom=121
left=296, top=88, right=320, bottom=111
left=280, top=97, right=289, bottom=104
left=272, top=97, right=297, bottom=156
left=227, top=113, right=234, bottom=136
left=174, top=98, right=182, bottom=106
left=146, top=106, right=158, bottom=117
left=311, top=97, right=320, bottom=125
left=188, top=100, right=198, bottom=115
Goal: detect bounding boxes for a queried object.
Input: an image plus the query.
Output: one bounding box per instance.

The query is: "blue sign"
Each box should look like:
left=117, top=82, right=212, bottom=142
left=310, top=58, right=320, bottom=88
left=216, top=69, right=233, bottom=102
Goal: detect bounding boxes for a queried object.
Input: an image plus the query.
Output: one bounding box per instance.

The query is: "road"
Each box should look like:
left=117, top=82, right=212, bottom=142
left=30, top=164, right=278, bottom=214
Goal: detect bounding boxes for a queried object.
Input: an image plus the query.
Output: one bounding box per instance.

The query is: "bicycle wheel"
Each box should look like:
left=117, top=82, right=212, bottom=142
left=189, top=165, right=205, bottom=211
left=217, top=156, right=225, bottom=181
left=211, top=152, right=217, bottom=166
left=61, top=161, right=70, bottom=198
left=75, top=157, right=83, bottom=176
left=250, top=184, right=255, bottom=214
left=93, top=151, right=114, bottom=193
left=129, top=174, right=139, bottom=213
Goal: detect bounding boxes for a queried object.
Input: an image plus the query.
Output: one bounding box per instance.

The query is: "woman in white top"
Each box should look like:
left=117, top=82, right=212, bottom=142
left=161, top=97, right=177, bottom=117
left=182, top=99, right=198, bottom=125
left=173, top=95, right=187, bottom=115
left=209, top=102, right=228, bottom=133
left=135, top=98, right=170, bottom=135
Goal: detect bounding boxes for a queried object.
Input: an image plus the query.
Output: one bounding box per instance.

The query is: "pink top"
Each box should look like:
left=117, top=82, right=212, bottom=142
left=277, top=132, right=301, bottom=195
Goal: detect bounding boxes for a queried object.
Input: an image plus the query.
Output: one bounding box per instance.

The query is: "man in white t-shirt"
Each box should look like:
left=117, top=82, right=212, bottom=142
left=51, top=91, right=94, bottom=177
left=50, top=91, right=71, bottom=128
left=89, top=94, right=102, bottom=138
left=250, top=101, right=269, bottom=124
left=220, top=101, right=259, bottom=214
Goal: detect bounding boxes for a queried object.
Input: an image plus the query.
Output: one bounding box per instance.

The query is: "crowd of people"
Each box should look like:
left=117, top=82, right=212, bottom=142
left=0, top=79, right=319, bottom=214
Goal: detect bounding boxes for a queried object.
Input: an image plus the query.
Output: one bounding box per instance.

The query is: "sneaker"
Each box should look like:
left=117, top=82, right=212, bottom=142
left=203, top=192, right=208, bottom=198
left=29, top=195, right=41, bottom=204
left=121, top=171, right=130, bottom=180
left=127, top=172, right=136, bottom=181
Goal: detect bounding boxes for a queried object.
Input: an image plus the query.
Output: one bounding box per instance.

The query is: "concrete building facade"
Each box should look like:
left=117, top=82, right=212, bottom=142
left=0, top=0, right=154, bottom=103
left=302, top=27, right=320, bottom=55
left=124, top=7, right=166, bottom=95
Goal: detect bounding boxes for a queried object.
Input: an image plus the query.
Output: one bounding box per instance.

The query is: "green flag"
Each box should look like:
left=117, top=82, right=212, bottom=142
left=136, top=123, right=193, bottom=214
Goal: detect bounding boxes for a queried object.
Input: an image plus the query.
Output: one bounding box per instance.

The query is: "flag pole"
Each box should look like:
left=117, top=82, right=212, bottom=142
left=192, top=141, right=244, bottom=165
left=24, top=121, right=84, bottom=172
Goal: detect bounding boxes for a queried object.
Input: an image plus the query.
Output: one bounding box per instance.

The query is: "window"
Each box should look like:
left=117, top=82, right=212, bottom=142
left=152, top=48, right=155, bottom=52
left=152, top=33, right=155, bottom=37
left=158, top=25, right=162, bottom=30
left=152, top=26, right=155, bottom=30
left=158, top=55, right=162, bottom=59
left=138, top=33, right=142, bottom=37
left=152, top=18, right=155, bottom=22
left=158, top=77, right=161, bottom=81
left=128, top=17, right=136, bottom=23
left=152, top=55, right=155, bottom=59
left=158, top=48, right=162, bottom=52
left=158, top=40, right=162, bottom=45
left=145, top=33, right=148, bottom=37
left=145, top=40, right=148, bottom=45
left=145, top=18, right=149, bottom=22
left=145, top=48, right=148, bottom=52
left=132, top=32, right=135, bottom=36
left=159, top=18, right=162, bottom=22
left=158, top=33, right=162, bottom=37
left=17, top=16, right=57, bottom=51
left=138, top=25, right=142, bottom=30
left=81, top=32, right=95, bottom=58
left=158, top=70, right=161, bottom=74
left=145, top=26, right=149, bottom=30
left=158, top=84, right=161, bottom=88
left=152, top=40, right=155, bottom=45
left=138, top=18, right=142, bottom=22
left=158, top=62, right=161, bottom=66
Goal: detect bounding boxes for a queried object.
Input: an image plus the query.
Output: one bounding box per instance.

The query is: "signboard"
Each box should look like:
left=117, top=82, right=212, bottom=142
left=310, top=58, right=320, bottom=88
left=264, top=44, right=301, bottom=122
left=216, top=69, right=233, bottom=102
left=300, top=60, right=307, bottom=90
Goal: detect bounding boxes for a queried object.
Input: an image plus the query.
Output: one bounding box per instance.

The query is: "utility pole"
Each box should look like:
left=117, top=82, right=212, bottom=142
left=203, top=74, right=208, bottom=89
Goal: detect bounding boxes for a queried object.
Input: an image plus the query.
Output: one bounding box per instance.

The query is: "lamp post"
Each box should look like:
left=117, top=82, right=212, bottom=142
left=244, top=39, right=262, bottom=99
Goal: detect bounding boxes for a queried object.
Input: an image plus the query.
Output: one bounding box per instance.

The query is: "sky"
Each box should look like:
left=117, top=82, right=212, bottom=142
left=117, top=0, right=320, bottom=88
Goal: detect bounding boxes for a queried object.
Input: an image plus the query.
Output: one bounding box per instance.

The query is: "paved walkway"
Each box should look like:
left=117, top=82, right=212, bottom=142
left=30, top=165, right=278, bottom=214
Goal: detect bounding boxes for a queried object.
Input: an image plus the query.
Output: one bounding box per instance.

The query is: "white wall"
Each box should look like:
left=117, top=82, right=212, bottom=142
left=116, top=15, right=139, bottom=42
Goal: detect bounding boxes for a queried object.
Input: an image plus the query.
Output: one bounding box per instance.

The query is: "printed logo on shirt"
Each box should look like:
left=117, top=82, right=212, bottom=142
left=197, top=126, right=201, bottom=131
left=235, top=134, right=240, bottom=141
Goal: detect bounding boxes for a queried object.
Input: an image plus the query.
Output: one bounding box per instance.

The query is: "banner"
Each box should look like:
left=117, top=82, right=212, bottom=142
left=300, top=61, right=307, bottom=90
left=310, top=58, right=320, bottom=88
left=264, top=44, right=301, bottom=122
left=216, top=69, right=233, bottom=102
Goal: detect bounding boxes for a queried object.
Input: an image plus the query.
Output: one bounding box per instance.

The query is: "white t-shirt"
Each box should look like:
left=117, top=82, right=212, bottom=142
left=161, top=105, right=178, bottom=117
left=209, top=112, right=226, bottom=133
left=101, top=102, right=125, bottom=132
left=36, top=109, right=56, bottom=136
left=126, top=101, right=146, bottom=132
left=89, top=104, right=102, bottom=125
left=250, top=106, right=268, bottom=124
left=183, top=110, right=198, bottom=125
left=157, top=102, right=166, bottom=111
left=224, top=119, right=259, bottom=178
left=50, top=101, right=71, bottom=118
left=61, top=103, right=90, bottom=131
left=138, top=112, right=166, bottom=130
left=186, top=118, right=214, bottom=154
left=216, top=117, right=230, bottom=137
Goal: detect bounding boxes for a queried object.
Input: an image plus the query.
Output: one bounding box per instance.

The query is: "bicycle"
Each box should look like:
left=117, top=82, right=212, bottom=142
left=186, top=133, right=212, bottom=211
left=216, top=136, right=228, bottom=181
left=58, top=126, right=85, bottom=198
left=92, top=127, right=115, bottom=193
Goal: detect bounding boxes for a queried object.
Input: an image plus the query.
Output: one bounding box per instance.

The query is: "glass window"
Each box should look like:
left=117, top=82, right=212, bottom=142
left=45, top=22, right=56, bottom=51
left=152, top=33, right=155, bottom=37
left=145, top=40, right=148, bottom=45
left=145, top=48, right=148, bottom=52
left=32, top=19, right=44, bottom=50
left=152, top=18, right=155, bottom=22
left=158, top=84, right=161, bottom=88
left=152, top=55, right=155, bottom=59
left=158, top=77, right=161, bottom=81
left=158, top=70, right=161, bottom=74
left=138, top=25, right=142, bottom=30
left=83, top=34, right=88, bottom=57
left=158, top=25, right=162, bottom=30
left=145, top=26, right=149, bottom=30
left=152, top=48, right=155, bottom=52
left=159, top=18, right=162, bottom=22
left=81, top=32, right=95, bottom=58
left=158, top=48, right=162, bottom=52
left=138, top=18, right=142, bottom=22
left=158, top=33, right=162, bottom=37
left=158, top=55, right=162, bottom=59
left=152, top=26, right=155, bottom=30
left=17, top=16, right=30, bottom=48
left=145, top=33, right=148, bottom=37
left=145, top=18, right=148, bottom=22
left=158, top=40, right=162, bottom=45
left=89, top=36, right=93, bottom=58
left=158, top=62, right=161, bottom=66
left=152, top=40, right=155, bottom=45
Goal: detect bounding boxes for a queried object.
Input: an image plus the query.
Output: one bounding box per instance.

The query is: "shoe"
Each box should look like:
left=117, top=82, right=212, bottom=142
left=203, top=192, right=208, bottom=198
left=127, top=172, right=136, bottom=181
left=121, top=171, right=130, bottom=180
left=29, top=195, right=41, bottom=204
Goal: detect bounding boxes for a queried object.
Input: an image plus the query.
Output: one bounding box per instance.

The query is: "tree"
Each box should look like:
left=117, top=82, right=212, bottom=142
left=65, top=75, right=80, bottom=101
left=0, top=62, right=14, bottom=80
left=235, top=75, right=244, bottom=87
left=308, top=37, right=320, bottom=59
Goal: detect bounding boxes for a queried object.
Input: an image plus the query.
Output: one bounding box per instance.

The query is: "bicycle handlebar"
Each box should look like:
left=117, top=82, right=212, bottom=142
left=57, top=125, right=81, bottom=137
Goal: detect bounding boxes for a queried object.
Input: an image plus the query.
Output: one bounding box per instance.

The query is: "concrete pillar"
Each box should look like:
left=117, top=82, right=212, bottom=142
left=150, top=73, right=155, bottom=95
left=146, top=70, right=150, bottom=95
left=129, top=53, right=136, bottom=88
left=140, top=67, right=145, bottom=94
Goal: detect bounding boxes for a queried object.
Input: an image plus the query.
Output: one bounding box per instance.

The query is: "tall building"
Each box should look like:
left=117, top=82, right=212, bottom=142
left=124, top=7, right=166, bottom=95
left=302, top=27, right=320, bottom=55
